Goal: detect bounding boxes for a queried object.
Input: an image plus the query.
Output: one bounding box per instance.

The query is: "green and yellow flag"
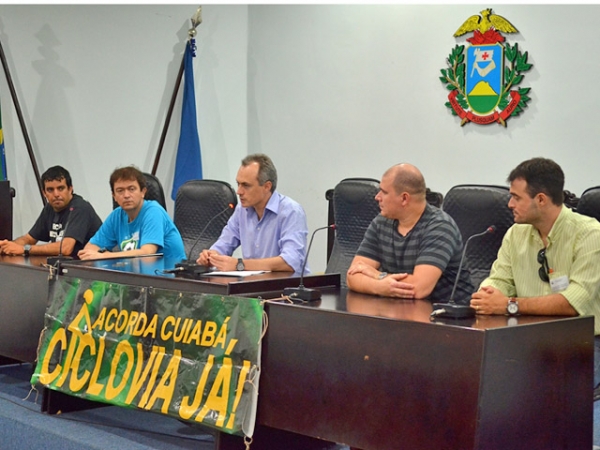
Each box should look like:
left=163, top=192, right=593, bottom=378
left=0, top=97, right=7, bottom=181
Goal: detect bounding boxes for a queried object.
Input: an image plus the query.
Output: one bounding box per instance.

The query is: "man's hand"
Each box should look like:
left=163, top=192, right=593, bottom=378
left=382, top=273, right=415, bottom=298
left=197, top=249, right=216, bottom=266
left=0, top=240, right=25, bottom=256
left=470, top=286, right=508, bottom=315
left=206, top=253, right=236, bottom=271
left=78, top=248, right=103, bottom=260
left=347, top=260, right=380, bottom=279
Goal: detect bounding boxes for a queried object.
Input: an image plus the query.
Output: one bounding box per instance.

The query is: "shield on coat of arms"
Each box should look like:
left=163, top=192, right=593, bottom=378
left=465, top=43, right=503, bottom=115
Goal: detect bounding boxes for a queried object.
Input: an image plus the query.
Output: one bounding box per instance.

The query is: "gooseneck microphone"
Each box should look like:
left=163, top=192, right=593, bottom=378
left=431, top=225, right=496, bottom=319
left=172, top=203, right=235, bottom=278
left=283, top=224, right=336, bottom=302
left=47, top=207, right=75, bottom=267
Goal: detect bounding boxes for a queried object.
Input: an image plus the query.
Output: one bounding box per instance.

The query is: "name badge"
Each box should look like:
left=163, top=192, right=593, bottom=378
left=549, top=274, right=569, bottom=293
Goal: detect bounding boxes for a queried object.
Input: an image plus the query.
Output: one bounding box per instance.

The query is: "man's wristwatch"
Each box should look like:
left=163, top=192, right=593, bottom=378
left=23, top=244, right=31, bottom=257
left=507, top=297, right=519, bottom=315
left=236, top=258, right=245, bottom=271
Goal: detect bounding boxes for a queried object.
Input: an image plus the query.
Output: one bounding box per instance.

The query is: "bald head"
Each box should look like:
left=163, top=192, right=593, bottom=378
left=386, top=163, right=427, bottom=200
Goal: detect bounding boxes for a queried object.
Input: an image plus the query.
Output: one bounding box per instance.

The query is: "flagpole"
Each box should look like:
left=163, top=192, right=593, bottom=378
left=151, top=6, right=202, bottom=177
left=0, top=37, right=45, bottom=205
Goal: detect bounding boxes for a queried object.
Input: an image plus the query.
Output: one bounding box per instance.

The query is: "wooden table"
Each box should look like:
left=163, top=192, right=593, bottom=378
left=5, top=255, right=591, bottom=449
left=217, top=288, right=593, bottom=450
left=0, top=255, right=50, bottom=362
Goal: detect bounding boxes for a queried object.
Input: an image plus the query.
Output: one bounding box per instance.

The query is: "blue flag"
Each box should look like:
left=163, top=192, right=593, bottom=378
left=172, top=39, right=202, bottom=200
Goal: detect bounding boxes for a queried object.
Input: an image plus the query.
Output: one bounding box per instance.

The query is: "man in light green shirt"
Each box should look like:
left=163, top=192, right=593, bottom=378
left=471, top=157, right=600, bottom=389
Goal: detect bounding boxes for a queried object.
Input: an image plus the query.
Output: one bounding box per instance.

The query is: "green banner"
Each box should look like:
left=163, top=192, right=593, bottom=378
left=31, top=276, right=264, bottom=437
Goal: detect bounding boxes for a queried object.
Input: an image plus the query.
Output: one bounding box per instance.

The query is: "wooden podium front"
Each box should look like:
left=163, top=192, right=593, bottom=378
left=217, top=289, right=592, bottom=450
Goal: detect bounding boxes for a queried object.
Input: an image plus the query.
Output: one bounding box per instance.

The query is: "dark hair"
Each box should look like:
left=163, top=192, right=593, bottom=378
left=241, top=153, right=277, bottom=192
left=109, top=165, right=147, bottom=193
left=508, top=157, right=564, bottom=205
left=41, top=166, right=72, bottom=188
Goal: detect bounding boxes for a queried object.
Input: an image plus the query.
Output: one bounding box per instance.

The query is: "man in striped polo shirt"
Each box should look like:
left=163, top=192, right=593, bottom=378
left=347, top=163, right=473, bottom=304
left=470, top=157, right=600, bottom=390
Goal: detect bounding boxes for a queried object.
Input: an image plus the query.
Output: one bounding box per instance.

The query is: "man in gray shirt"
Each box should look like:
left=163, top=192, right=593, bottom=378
left=347, top=163, right=473, bottom=303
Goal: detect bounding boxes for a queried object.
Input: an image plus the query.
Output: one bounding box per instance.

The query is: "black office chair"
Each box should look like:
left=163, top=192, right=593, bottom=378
left=325, top=178, right=380, bottom=288
left=563, top=190, right=580, bottom=210
left=174, top=179, right=237, bottom=258
left=442, top=185, right=514, bottom=288
left=425, top=188, right=444, bottom=208
left=576, top=186, right=600, bottom=222
left=112, top=172, right=167, bottom=211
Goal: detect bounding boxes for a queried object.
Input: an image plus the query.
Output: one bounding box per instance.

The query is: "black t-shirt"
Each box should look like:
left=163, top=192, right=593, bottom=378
left=28, top=193, right=102, bottom=256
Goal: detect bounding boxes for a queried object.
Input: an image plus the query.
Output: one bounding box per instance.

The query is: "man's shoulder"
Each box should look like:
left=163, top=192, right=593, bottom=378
left=275, top=192, right=306, bottom=215
left=69, top=194, right=97, bottom=211
left=564, top=206, right=600, bottom=231
left=422, top=204, right=460, bottom=232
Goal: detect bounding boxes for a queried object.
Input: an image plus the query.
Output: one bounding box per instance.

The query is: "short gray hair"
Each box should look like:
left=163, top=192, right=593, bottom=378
left=241, top=153, right=277, bottom=192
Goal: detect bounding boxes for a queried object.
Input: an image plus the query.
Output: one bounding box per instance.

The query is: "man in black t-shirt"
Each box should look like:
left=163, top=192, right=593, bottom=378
left=0, top=166, right=102, bottom=257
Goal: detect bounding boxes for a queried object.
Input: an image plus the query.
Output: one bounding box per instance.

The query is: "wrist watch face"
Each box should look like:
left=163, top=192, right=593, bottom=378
left=24, top=244, right=31, bottom=256
left=507, top=301, right=519, bottom=315
left=236, top=258, right=245, bottom=271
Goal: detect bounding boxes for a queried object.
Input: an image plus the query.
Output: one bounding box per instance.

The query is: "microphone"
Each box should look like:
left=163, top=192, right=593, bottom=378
left=430, top=225, right=496, bottom=319
left=283, top=224, right=336, bottom=302
left=47, top=207, right=75, bottom=267
left=173, top=203, right=235, bottom=278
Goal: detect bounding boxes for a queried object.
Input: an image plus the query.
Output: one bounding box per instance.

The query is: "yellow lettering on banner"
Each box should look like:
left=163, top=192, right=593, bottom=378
left=184, top=320, right=202, bottom=345
left=225, top=359, right=251, bottom=430
left=125, top=311, right=139, bottom=335
left=91, top=307, right=107, bottom=330
left=105, top=308, right=118, bottom=332
left=179, top=354, right=215, bottom=420
left=173, top=318, right=192, bottom=343
left=114, top=310, right=128, bottom=334
left=161, top=316, right=175, bottom=340
left=133, top=313, right=147, bottom=336
left=143, top=314, right=158, bottom=339
left=39, top=328, right=67, bottom=385
left=144, top=350, right=182, bottom=414
left=105, top=341, right=134, bottom=401
left=125, top=344, right=163, bottom=405
left=201, top=321, right=217, bottom=346
left=195, top=357, right=233, bottom=427
left=214, top=317, right=230, bottom=349
left=225, top=338, right=238, bottom=356
left=55, top=333, right=78, bottom=388
left=68, top=333, right=96, bottom=392
left=138, top=347, right=167, bottom=409
left=86, top=335, right=106, bottom=396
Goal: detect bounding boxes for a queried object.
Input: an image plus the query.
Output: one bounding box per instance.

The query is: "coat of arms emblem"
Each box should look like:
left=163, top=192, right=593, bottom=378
left=440, top=9, right=533, bottom=126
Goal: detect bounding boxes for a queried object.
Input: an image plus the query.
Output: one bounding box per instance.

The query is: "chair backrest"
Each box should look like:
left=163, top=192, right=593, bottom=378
left=112, top=172, right=167, bottom=211
left=576, top=186, right=600, bottom=222
left=174, top=179, right=237, bottom=258
left=425, top=188, right=444, bottom=208
left=442, top=184, right=514, bottom=288
left=325, top=178, right=380, bottom=287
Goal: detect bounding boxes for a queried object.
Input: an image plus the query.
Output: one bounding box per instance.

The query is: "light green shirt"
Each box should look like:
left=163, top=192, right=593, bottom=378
left=481, top=206, right=600, bottom=334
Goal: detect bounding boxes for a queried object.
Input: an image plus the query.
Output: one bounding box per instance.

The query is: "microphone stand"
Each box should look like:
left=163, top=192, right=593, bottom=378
left=171, top=203, right=234, bottom=278
left=47, top=207, right=75, bottom=268
left=283, top=224, right=335, bottom=302
left=431, top=226, right=496, bottom=319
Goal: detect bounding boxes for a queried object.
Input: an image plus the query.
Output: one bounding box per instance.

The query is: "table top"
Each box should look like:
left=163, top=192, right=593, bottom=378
left=262, top=287, right=583, bottom=332
left=0, top=253, right=580, bottom=332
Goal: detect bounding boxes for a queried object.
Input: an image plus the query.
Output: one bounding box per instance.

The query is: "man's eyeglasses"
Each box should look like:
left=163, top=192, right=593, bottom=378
left=537, top=248, right=550, bottom=282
